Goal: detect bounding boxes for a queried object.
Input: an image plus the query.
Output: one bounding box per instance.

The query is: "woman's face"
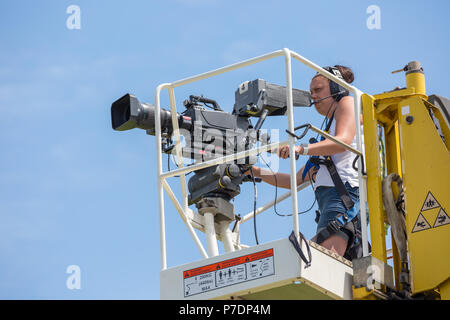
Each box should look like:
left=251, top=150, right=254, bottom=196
left=310, top=76, right=334, bottom=116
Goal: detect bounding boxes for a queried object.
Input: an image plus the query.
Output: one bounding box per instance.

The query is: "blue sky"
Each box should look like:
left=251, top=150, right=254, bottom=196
left=0, top=0, right=449, bottom=299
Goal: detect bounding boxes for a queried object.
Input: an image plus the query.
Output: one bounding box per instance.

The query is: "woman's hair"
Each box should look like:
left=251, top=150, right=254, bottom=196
left=313, top=65, right=354, bottom=84
left=335, top=65, right=354, bottom=84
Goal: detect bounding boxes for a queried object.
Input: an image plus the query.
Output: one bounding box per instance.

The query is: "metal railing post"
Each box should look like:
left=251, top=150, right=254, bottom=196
left=168, top=87, right=189, bottom=211
left=353, top=90, right=370, bottom=257
left=283, top=49, right=300, bottom=239
left=155, top=84, right=170, bottom=270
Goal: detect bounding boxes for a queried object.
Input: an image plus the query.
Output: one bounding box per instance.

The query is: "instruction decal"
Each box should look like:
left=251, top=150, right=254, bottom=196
left=183, top=249, right=274, bottom=297
left=412, top=191, right=448, bottom=233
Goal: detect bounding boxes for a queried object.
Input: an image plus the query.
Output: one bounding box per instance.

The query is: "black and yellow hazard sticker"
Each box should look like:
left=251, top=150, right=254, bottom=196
left=412, top=191, right=448, bottom=233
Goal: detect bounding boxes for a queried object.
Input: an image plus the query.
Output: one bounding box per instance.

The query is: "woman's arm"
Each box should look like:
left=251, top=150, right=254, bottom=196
left=247, top=97, right=355, bottom=189
left=278, top=96, right=356, bottom=158
left=306, top=96, right=356, bottom=156
left=250, top=164, right=315, bottom=190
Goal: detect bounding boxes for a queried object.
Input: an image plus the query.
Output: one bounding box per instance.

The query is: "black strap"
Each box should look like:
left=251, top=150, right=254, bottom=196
left=312, top=215, right=367, bottom=261
left=310, top=156, right=355, bottom=211
left=312, top=219, right=348, bottom=245
left=289, top=231, right=312, bottom=268
left=323, top=158, right=355, bottom=211
left=319, top=110, right=355, bottom=211
left=324, top=109, right=336, bottom=133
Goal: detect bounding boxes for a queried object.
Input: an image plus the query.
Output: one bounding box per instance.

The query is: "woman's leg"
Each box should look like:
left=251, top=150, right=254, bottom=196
left=314, top=183, right=360, bottom=257
left=320, top=234, right=348, bottom=256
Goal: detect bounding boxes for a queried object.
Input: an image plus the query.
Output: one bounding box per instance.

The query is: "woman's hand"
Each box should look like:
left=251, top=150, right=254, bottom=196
left=277, top=145, right=303, bottom=159
left=244, top=166, right=260, bottom=177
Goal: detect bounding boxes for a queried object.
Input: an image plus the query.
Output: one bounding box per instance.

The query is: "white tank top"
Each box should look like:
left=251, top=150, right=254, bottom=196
left=313, top=120, right=364, bottom=190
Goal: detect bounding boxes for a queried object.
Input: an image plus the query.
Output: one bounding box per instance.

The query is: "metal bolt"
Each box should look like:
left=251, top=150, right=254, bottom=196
left=405, top=115, right=414, bottom=124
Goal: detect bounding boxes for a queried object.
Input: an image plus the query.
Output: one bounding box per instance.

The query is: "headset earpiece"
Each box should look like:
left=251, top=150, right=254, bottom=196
left=323, top=66, right=349, bottom=102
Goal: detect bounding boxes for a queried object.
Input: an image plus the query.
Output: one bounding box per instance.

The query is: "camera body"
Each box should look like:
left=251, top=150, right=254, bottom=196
left=163, top=95, right=258, bottom=164
left=110, top=79, right=311, bottom=208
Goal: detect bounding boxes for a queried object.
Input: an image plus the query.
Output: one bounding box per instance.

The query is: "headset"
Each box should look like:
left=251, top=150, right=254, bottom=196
left=314, top=66, right=349, bottom=103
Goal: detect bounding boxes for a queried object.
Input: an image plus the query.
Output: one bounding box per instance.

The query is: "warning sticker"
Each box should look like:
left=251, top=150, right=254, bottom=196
left=433, top=208, right=450, bottom=228
left=412, top=213, right=431, bottom=233
left=420, top=191, right=441, bottom=212
left=412, top=191, right=448, bottom=233
left=183, top=249, right=274, bottom=297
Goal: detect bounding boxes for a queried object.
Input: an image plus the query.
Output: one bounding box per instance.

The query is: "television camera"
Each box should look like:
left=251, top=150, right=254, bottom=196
left=111, top=79, right=311, bottom=222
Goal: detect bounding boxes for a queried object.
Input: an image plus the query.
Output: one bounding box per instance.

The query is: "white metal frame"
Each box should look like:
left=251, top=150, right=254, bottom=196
left=154, top=48, right=368, bottom=270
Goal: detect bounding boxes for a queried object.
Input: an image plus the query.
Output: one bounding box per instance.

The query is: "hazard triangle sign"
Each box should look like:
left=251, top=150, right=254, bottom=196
left=412, top=191, right=448, bottom=234
left=420, top=192, right=441, bottom=211
left=412, top=213, right=431, bottom=233
left=433, top=208, right=450, bottom=228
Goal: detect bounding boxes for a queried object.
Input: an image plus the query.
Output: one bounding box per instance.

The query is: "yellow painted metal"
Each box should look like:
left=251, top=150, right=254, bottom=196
left=384, top=121, right=403, bottom=176
left=352, top=287, right=377, bottom=300
left=358, top=63, right=449, bottom=298
left=374, top=88, right=416, bottom=105
left=361, top=93, right=387, bottom=263
left=384, top=122, right=404, bottom=291
left=397, top=95, right=450, bottom=295
left=405, top=71, right=426, bottom=98
left=439, top=278, right=450, bottom=300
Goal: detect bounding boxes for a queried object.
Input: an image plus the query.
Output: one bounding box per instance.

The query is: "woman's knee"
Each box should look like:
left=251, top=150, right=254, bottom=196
left=320, top=234, right=348, bottom=256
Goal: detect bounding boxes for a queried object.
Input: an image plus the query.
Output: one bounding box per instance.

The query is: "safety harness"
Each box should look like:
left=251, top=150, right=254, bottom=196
left=302, top=111, right=365, bottom=260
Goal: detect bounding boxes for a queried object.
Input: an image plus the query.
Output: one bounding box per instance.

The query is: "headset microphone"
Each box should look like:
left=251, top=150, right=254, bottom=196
left=309, top=90, right=347, bottom=106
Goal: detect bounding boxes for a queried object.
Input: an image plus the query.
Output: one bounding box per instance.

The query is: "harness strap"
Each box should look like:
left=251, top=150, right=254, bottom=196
left=301, top=111, right=336, bottom=181
left=302, top=110, right=355, bottom=211
left=288, top=231, right=312, bottom=268
left=312, top=211, right=365, bottom=260
left=337, top=198, right=360, bottom=225
left=311, top=218, right=347, bottom=244
left=323, top=158, right=354, bottom=211
left=313, top=198, right=360, bottom=242
left=302, top=155, right=319, bottom=181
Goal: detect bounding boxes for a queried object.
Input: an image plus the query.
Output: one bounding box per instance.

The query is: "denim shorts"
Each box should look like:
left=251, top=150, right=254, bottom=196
left=314, top=182, right=360, bottom=233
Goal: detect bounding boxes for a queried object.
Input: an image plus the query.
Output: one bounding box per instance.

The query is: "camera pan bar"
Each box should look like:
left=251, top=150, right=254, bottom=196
left=286, top=124, right=363, bottom=157
left=159, top=140, right=290, bottom=180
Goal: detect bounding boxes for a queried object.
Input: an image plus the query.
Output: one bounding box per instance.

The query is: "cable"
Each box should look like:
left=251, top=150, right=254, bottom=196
left=259, top=155, right=317, bottom=217
left=249, top=167, right=259, bottom=245
left=314, top=101, right=336, bottom=141
left=167, top=153, right=193, bottom=177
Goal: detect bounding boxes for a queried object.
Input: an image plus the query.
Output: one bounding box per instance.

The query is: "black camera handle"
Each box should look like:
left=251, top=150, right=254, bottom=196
left=285, top=123, right=312, bottom=140
left=188, top=95, right=223, bottom=111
